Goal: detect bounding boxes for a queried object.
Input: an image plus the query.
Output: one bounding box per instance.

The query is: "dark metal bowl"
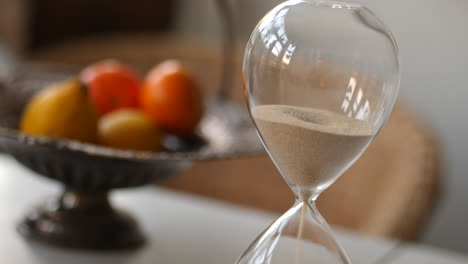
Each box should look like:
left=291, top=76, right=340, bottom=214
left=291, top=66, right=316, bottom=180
left=0, top=63, right=262, bottom=250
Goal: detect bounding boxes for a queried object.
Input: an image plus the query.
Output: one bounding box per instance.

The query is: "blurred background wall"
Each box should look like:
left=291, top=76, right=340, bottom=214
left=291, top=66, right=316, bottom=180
left=0, top=0, right=174, bottom=52
left=354, top=0, right=468, bottom=253
left=175, top=0, right=468, bottom=253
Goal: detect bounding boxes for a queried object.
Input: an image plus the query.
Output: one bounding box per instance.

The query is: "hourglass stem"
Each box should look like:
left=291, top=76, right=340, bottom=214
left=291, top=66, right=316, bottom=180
left=298, top=199, right=352, bottom=264
left=295, top=202, right=307, bottom=264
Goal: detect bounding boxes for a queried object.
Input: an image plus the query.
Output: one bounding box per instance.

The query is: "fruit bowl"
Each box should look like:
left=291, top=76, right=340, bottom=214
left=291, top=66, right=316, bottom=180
left=0, top=63, right=262, bottom=250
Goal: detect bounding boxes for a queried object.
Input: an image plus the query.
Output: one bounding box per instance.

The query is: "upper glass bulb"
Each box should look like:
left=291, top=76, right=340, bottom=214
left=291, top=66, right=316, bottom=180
left=243, top=0, right=400, bottom=201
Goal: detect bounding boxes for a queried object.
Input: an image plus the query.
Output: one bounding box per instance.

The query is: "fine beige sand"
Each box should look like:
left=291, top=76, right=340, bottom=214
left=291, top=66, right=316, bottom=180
left=252, top=105, right=376, bottom=200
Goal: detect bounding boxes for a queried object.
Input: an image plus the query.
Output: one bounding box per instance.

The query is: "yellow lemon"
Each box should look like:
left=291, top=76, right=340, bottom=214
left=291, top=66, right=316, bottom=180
left=98, top=109, right=162, bottom=151
left=20, top=79, right=98, bottom=143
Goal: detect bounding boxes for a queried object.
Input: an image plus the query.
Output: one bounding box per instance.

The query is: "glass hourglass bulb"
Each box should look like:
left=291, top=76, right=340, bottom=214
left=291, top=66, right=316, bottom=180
left=238, top=1, right=399, bottom=264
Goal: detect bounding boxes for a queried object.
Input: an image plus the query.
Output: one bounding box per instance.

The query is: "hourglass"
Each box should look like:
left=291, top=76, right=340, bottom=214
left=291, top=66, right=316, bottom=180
left=238, top=1, right=399, bottom=263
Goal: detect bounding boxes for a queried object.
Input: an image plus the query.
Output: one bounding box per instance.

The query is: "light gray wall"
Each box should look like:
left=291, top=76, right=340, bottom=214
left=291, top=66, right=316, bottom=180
left=176, top=0, right=468, bottom=253
left=362, top=0, right=468, bottom=253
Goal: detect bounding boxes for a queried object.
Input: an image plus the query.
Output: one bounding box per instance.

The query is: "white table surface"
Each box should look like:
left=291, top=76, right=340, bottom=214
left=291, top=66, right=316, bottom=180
left=0, top=154, right=466, bottom=264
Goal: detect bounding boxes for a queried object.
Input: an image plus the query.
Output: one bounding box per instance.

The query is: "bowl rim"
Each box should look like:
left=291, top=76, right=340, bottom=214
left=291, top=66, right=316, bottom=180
left=0, top=126, right=262, bottom=162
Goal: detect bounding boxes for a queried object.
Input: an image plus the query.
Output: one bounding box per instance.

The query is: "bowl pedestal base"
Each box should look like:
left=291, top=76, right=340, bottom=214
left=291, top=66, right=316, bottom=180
left=17, top=190, right=145, bottom=250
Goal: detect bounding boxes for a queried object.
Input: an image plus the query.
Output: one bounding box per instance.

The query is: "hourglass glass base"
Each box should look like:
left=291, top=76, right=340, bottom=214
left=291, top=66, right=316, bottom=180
left=236, top=201, right=351, bottom=264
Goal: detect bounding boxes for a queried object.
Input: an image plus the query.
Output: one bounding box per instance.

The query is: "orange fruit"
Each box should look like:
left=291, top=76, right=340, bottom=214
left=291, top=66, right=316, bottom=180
left=81, top=60, right=141, bottom=115
left=140, top=60, right=203, bottom=137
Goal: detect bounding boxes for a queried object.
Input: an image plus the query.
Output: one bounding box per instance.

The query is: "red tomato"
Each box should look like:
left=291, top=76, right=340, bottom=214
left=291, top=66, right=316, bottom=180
left=81, top=60, right=142, bottom=115
left=140, top=60, right=203, bottom=137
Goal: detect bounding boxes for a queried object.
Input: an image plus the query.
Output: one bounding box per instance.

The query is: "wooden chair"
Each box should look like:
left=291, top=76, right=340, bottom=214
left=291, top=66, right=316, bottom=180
left=31, top=35, right=441, bottom=241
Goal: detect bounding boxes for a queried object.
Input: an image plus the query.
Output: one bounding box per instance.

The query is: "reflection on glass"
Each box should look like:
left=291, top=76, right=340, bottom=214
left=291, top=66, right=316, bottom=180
left=341, top=77, right=371, bottom=120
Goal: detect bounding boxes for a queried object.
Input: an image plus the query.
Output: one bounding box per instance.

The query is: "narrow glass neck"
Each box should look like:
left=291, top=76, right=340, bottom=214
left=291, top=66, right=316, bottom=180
left=293, top=197, right=319, bottom=210
left=290, top=199, right=352, bottom=264
left=292, top=186, right=321, bottom=203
